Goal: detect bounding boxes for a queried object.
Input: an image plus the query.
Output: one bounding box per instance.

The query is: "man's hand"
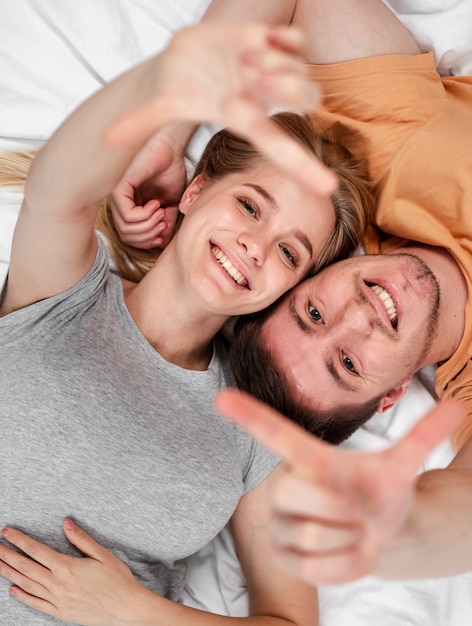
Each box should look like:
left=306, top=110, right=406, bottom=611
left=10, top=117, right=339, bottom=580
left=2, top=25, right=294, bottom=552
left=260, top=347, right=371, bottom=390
left=215, top=389, right=466, bottom=585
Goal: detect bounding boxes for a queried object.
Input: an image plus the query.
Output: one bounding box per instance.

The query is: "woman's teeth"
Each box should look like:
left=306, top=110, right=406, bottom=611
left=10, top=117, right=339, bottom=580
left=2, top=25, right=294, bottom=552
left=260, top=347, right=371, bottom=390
left=212, top=247, right=248, bottom=287
left=370, top=284, right=398, bottom=327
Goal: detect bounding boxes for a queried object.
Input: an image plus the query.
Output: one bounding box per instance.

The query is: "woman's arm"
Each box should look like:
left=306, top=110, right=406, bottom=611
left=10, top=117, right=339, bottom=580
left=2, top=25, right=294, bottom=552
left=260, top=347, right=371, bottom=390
left=0, top=507, right=317, bottom=625
left=108, top=0, right=297, bottom=249
left=2, top=21, right=331, bottom=315
left=230, top=470, right=318, bottom=625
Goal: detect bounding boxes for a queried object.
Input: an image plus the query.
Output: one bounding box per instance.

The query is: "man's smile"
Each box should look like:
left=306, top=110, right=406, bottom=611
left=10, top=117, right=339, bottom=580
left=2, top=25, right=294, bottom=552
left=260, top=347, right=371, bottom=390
left=368, top=283, right=398, bottom=329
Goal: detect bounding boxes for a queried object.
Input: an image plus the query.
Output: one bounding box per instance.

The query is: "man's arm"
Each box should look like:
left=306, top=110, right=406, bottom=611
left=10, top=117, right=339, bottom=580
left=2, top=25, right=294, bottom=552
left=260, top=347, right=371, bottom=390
left=291, top=0, right=420, bottom=63
left=374, top=436, right=472, bottom=578
left=202, top=0, right=295, bottom=25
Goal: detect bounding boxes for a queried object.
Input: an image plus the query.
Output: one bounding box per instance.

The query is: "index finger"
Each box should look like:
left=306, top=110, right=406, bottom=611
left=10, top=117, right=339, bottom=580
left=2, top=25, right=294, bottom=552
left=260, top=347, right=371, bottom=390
left=215, top=388, right=332, bottom=479
left=223, top=99, right=338, bottom=198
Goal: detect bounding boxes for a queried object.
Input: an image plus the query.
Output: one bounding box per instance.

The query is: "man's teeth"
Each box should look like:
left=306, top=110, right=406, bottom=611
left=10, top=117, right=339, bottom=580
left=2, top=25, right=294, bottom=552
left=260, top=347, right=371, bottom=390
left=370, top=284, right=398, bottom=327
left=212, top=247, right=248, bottom=287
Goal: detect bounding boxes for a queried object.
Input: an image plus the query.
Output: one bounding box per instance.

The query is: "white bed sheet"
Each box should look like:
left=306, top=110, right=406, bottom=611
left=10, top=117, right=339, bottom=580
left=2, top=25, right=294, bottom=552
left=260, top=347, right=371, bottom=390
left=1, top=1, right=472, bottom=624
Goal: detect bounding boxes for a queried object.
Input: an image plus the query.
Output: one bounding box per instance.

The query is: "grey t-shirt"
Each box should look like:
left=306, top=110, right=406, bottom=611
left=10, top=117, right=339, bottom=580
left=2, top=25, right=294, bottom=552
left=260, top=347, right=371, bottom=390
left=0, top=237, right=278, bottom=624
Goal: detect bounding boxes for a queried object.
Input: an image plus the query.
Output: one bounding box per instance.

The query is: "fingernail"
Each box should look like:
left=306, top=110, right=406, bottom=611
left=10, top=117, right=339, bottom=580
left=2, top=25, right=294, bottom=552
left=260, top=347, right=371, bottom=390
left=1, top=528, right=9, bottom=538
left=64, top=518, right=75, bottom=530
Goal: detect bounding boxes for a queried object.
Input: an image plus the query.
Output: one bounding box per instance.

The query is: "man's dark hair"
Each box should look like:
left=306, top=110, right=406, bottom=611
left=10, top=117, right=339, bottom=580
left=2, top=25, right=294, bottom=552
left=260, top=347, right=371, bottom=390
left=229, top=304, right=383, bottom=445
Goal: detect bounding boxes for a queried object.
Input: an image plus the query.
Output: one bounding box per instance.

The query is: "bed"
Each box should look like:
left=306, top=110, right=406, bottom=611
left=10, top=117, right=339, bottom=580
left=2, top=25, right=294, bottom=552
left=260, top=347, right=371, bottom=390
left=1, top=1, right=472, bottom=624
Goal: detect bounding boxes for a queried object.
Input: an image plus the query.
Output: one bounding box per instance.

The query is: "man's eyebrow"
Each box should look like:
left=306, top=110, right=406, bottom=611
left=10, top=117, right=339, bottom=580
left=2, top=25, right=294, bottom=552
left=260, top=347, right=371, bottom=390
left=288, top=295, right=313, bottom=334
left=289, top=295, right=359, bottom=392
left=326, top=358, right=358, bottom=393
left=243, top=183, right=313, bottom=258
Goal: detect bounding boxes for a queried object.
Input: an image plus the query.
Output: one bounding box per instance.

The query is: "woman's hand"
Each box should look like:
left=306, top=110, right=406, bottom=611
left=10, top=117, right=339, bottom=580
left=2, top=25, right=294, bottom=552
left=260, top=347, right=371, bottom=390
left=109, top=126, right=189, bottom=249
left=0, top=519, right=147, bottom=625
left=105, top=22, right=337, bottom=198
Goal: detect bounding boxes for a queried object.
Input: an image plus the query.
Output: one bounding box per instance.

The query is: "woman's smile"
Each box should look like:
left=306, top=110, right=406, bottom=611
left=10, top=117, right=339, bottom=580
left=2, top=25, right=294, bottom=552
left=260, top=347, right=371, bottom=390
left=211, top=244, right=249, bottom=288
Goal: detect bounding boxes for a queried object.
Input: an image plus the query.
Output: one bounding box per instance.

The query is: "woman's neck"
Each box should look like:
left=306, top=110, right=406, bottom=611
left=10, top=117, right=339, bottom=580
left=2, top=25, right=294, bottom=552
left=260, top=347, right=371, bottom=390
left=121, top=259, right=230, bottom=371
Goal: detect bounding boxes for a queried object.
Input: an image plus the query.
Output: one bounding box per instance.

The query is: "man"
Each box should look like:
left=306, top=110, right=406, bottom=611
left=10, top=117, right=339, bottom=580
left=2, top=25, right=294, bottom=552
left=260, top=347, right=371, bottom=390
left=215, top=0, right=472, bottom=586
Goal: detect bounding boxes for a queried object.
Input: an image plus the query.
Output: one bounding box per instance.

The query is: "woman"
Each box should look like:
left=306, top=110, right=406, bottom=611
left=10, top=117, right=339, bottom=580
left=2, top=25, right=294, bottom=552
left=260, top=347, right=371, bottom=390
left=0, top=21, right=370, bottom=626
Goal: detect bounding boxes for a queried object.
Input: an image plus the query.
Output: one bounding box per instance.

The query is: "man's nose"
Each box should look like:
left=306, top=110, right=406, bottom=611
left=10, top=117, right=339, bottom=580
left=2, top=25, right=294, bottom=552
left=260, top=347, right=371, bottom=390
left=340, top=300, right=374, bottom=336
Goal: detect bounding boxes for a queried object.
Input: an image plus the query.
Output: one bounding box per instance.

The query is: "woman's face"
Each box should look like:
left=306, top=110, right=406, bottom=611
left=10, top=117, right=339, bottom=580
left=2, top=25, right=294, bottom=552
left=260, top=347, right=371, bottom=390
left=174, top=162, right=335, bottom=317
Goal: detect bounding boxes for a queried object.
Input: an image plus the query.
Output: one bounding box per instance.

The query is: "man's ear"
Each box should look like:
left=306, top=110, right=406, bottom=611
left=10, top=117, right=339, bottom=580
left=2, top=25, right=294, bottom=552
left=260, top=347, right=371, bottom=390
left=179, top=174, right=206, bottom=215
left=376, top=379, right=412, bottom=414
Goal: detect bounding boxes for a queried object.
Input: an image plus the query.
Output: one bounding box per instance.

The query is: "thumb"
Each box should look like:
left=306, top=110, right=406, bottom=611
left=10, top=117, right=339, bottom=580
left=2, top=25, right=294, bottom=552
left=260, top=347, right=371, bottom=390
left=390, top=398, right=466, bottom=472
left=63, top=518, right=108, bottom=562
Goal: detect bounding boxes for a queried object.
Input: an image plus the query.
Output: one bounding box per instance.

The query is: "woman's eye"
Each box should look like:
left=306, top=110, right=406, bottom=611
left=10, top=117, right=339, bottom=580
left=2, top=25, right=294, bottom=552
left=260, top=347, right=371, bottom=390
left=238, top=197, right=257, bottom=217
left=280, top=245, right=299, bottom=268
left=342, top=353, right=357, bottom=373
left=308, top=305, right=322, bottom=323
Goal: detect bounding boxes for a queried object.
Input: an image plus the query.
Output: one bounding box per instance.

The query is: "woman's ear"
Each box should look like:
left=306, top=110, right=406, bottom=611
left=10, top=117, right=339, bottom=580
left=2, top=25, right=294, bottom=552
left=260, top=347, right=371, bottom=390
left=179, top=174, right=206, bottom=215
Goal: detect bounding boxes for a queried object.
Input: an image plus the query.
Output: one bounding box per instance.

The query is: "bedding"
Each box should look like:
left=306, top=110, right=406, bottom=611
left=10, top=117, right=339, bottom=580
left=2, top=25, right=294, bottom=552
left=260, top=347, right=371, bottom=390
left=1, top=1, right=472, bottom=624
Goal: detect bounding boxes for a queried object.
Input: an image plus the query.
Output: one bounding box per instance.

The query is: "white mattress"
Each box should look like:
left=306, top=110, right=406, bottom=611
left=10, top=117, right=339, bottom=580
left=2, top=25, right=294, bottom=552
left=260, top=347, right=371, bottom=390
left=1, top=1, right=472, bottom=624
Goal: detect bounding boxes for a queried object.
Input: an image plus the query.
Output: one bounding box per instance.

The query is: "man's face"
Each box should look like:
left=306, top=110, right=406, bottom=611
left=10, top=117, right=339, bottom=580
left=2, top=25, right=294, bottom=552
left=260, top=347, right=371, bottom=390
left=261, top=253, right=440, bottom=413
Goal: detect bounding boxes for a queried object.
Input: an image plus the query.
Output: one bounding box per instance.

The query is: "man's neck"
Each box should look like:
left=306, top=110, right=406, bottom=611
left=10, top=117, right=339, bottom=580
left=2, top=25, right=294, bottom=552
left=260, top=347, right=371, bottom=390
left=396, top=243, right=467, bottom=366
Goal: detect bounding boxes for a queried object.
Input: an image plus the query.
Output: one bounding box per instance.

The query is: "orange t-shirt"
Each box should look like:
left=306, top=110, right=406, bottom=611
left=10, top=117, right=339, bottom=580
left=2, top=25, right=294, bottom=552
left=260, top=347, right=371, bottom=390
left=308, top=52, right=472, bottom=449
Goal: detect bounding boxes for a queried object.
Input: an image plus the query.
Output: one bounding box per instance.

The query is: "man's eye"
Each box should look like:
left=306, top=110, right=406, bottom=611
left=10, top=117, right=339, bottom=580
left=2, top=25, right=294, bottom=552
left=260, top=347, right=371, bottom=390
left=309, top=305, right=322, bottom=323
left=342, top=353, right=356, bottom=373
left=238, top=197, right=257, bottom=217
left=280, top=245, right=299, bottom=268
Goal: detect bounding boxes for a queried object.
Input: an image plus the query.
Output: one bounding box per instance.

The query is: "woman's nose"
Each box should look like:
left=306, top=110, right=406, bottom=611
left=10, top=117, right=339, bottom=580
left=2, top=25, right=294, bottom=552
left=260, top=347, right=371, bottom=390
left=238, top=231, right=266, bottom=265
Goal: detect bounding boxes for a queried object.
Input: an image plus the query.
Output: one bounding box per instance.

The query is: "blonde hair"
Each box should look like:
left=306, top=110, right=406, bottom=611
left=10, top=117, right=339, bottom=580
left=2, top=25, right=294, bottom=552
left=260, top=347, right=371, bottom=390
left=0, top=150, right=34, bottom=187
left=0, top=113, right=374, bottom=282
left=0, top=149, right=151, bottom=282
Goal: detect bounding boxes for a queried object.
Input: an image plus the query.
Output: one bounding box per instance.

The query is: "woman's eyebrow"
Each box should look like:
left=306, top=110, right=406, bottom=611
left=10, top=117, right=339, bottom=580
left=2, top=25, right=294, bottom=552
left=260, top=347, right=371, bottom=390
left=243, top=183, right=313, bottom=257
left=243, top=182, right=277, bottom=209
